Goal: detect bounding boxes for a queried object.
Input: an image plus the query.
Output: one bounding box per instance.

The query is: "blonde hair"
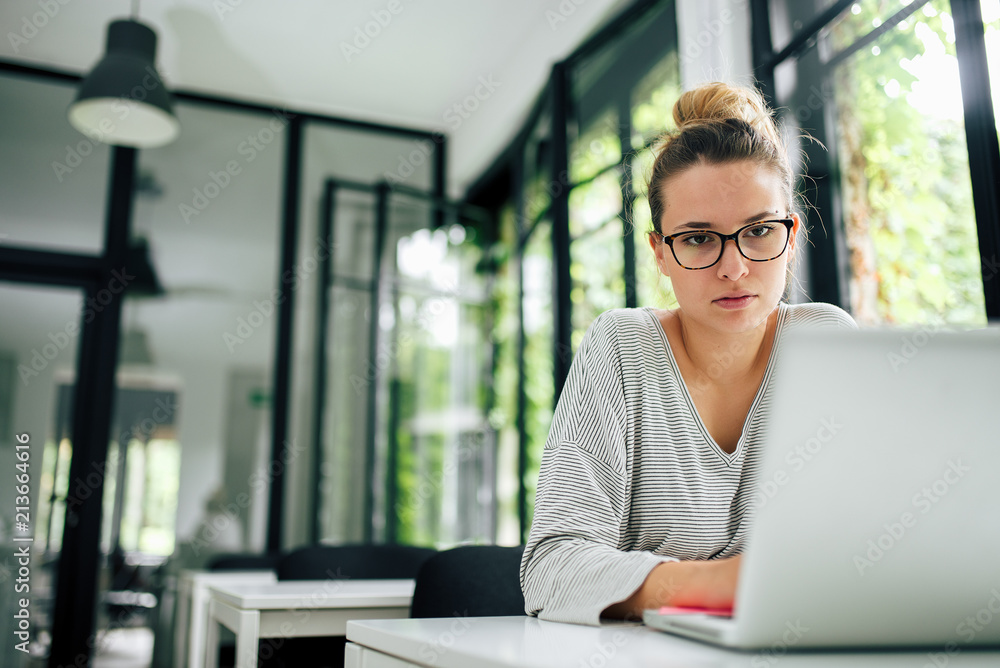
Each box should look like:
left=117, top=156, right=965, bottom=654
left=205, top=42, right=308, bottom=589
left=647, top=82, right=794, bottom=235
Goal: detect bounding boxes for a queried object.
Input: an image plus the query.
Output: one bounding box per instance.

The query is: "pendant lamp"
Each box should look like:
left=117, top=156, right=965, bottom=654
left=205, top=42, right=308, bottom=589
left=68, top=19, right=179, bottom=148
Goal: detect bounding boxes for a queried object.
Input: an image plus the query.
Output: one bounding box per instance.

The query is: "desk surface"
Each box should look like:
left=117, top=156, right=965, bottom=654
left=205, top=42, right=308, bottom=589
left=347, top=616, right=1000, bottom=668
left=209, top=579, right=415, bottom=609
left=180, top=569, right=276, bottom=584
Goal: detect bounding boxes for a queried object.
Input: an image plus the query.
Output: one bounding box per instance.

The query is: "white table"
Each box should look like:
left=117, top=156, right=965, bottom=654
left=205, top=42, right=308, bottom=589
left=205, top=579, right=415, bottom=668
left=345, top=616, right=1000, bottom=668
left=175, top=569, right=277, bottom=668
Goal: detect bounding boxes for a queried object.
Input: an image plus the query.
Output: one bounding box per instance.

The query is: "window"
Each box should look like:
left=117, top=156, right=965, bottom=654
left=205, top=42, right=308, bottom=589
left=763, top=0, right=999, bottom=324
left=830, top=0, right=986, bottom=325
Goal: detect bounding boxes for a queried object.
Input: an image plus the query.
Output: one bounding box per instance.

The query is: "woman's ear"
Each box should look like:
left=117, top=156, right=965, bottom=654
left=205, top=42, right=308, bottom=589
left=789, top=213, right=801, bottom=252
left=648, top=231, right=670, bottom=277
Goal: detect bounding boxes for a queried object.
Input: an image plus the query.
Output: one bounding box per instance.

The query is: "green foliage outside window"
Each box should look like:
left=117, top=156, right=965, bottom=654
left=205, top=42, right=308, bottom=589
left=522, top=223, right=554, bottom=526
left=831, top=0, right=986, bottom=326
left=487, top=205, right=523, bottom=545
left=631, top=54, right=681, bottom=310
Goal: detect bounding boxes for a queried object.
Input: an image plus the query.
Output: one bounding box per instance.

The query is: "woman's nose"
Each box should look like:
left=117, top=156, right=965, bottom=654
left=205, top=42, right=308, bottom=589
left=716, top=238, right=749, bottom=280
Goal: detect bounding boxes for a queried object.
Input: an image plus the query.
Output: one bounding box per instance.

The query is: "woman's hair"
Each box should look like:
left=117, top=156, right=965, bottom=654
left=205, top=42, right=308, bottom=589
left=647, top=82, right=794, bottom=235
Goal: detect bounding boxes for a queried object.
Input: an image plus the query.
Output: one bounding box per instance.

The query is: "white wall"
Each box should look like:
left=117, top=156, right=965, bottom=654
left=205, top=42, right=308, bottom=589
left=676, top=0, right=754, bottom=89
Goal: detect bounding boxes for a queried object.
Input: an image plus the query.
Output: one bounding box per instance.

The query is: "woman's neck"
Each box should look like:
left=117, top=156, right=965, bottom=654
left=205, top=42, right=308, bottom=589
left=671, top=307, right=779, bottom=387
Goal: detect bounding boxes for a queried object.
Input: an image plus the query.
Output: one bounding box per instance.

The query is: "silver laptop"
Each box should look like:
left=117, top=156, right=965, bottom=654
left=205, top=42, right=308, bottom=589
left=644, top=327, right=1000, bottom=649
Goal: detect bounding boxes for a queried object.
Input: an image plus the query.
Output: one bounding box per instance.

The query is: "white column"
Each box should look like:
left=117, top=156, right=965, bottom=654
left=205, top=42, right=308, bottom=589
left=676, top=0, right=754, bottom=89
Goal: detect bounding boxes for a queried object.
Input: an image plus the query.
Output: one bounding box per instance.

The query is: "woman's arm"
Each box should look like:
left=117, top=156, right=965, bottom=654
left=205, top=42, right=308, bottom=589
left=602, top=555, right=742, bottom=619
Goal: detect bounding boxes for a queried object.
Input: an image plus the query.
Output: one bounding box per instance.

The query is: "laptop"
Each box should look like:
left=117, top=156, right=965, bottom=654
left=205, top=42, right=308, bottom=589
left=643, top=327, right=1000, bottom=649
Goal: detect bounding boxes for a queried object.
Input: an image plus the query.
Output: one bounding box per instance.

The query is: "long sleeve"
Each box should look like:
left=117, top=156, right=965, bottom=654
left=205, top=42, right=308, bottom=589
left=518, top=302, right=859, bottom=625
left=519, top=312, right=674, bottom=625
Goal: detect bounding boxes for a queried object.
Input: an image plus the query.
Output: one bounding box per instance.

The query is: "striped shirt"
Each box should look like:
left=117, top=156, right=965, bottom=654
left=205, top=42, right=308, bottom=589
left=520, top=302, right=857, bottom=625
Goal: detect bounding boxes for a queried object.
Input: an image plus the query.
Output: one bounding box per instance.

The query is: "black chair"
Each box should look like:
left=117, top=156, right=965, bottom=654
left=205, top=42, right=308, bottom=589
left=409, top=545, right=526, bottom=618
left=263, top=544, right=436, bottom=668
left=207, top=551, right=282, bottom=571
left=276, top=543, right=435, bottom=581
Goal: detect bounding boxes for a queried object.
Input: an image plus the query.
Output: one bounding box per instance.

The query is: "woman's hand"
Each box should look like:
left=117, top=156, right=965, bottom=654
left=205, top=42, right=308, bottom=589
left=602, top=555, right=742, bottom=620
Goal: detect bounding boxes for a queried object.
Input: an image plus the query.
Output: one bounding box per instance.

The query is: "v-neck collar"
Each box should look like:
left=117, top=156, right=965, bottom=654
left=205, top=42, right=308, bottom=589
left=642, top=304, right=788, bottom=465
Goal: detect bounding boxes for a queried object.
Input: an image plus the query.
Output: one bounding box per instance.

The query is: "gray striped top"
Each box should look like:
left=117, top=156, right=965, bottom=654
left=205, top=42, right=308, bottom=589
left=520, top=302, right=856, bottom=625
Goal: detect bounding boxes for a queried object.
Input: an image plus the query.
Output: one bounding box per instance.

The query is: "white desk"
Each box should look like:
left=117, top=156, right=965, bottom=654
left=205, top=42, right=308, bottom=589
left=175, top=569, right=277, bottom=668
left=345, top=616, right=1000, bottom=668
left=206, top=579, right=415, bottom=668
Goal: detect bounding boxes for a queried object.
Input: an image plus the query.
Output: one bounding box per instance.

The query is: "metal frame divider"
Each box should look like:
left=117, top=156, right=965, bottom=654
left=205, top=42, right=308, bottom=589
left=48, top=146, right=134, bottom=668
left=0, top=58, right=447, bottom=664
left=951, top=0, right=1000, bottom=320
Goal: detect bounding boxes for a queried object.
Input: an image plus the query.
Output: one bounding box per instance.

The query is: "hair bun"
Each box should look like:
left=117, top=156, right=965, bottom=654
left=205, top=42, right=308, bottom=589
left=672, top=81, right=782, bottom=148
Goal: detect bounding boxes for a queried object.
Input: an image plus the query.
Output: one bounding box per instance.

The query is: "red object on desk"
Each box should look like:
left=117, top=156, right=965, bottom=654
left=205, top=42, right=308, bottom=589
left=655, top=605, right=733, bottom=617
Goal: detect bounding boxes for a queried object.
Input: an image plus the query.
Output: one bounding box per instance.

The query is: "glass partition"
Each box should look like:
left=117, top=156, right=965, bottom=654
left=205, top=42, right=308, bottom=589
left=0, top=284, right=82, bottom=667
left=390, top=210, right=492, bottom=545
left=0, top=75, right=109, bottom=254
left=132, top=101, right=284, bottom=566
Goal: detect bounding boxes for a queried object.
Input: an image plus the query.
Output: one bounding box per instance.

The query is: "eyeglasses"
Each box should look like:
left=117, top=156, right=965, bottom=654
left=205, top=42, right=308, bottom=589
left=656, top=219, right=794, bottom=270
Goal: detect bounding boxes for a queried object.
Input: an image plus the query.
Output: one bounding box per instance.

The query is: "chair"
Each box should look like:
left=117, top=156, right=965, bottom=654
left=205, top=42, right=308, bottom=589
left=207, top=551, right=282, bottom=571
left=275, top=543, right=436, bottom=580
left=409, top=545, right=526, bottom=618
left=262, top=543, right=436, bottom=668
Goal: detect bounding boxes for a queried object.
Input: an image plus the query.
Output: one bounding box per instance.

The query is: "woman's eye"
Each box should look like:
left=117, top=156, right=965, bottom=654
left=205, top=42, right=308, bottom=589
left=682, top=234, right=711, bottom=246
left=746, top=224, right=774, bottom=237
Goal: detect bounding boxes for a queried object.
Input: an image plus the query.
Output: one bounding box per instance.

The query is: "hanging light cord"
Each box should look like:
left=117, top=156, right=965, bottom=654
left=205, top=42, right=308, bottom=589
left=131, top=0, right=139, bottom=19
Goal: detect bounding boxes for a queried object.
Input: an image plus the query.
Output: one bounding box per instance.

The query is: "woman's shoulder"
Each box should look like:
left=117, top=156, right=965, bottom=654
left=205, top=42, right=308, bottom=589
left=574, top=308, right=663, bottom=366
left=782, top=301, right=858, bottom=331
left=585, top=307, right=661, bottom=343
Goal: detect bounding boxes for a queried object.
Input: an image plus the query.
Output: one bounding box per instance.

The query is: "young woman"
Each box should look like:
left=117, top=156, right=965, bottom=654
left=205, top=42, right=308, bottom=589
left=519, top=82, right=856, bottom=625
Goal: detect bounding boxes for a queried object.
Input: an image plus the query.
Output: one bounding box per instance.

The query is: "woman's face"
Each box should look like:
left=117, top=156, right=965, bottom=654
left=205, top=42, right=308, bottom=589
left=648, top=160, right=798, bottom=335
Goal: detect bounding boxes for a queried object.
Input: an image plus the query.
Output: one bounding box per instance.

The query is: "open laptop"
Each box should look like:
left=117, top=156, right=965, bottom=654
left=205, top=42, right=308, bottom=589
left=643, top=327, right=1000, bottom=649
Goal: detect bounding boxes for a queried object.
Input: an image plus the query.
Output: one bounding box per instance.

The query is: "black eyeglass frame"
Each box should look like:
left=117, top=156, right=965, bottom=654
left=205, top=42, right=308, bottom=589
left=656, top=219, right=795, bottom=270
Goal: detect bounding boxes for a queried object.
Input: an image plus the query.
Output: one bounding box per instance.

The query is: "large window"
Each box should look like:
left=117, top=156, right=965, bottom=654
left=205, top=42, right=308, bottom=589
left=469, top=0, right=681, bottom=538
left=390, top=219, right=492, bottom=546
left=631, top=53, right=682, bottom=309
left=764, top=0, right=1000, bottom=325
left=830, top=0, right=985, bottom=325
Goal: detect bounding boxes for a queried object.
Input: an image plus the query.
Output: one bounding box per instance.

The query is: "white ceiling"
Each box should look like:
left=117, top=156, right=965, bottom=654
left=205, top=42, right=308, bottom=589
left=1, top=0, right=629, bottom=195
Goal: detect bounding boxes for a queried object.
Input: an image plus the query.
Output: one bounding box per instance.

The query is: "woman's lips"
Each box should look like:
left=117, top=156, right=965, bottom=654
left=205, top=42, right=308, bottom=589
left=714, top=295, right=755, bottom=310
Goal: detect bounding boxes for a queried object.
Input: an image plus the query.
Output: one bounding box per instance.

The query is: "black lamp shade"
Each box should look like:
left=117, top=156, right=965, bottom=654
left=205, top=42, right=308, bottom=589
left=69, top=20, right=179, bottom=148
